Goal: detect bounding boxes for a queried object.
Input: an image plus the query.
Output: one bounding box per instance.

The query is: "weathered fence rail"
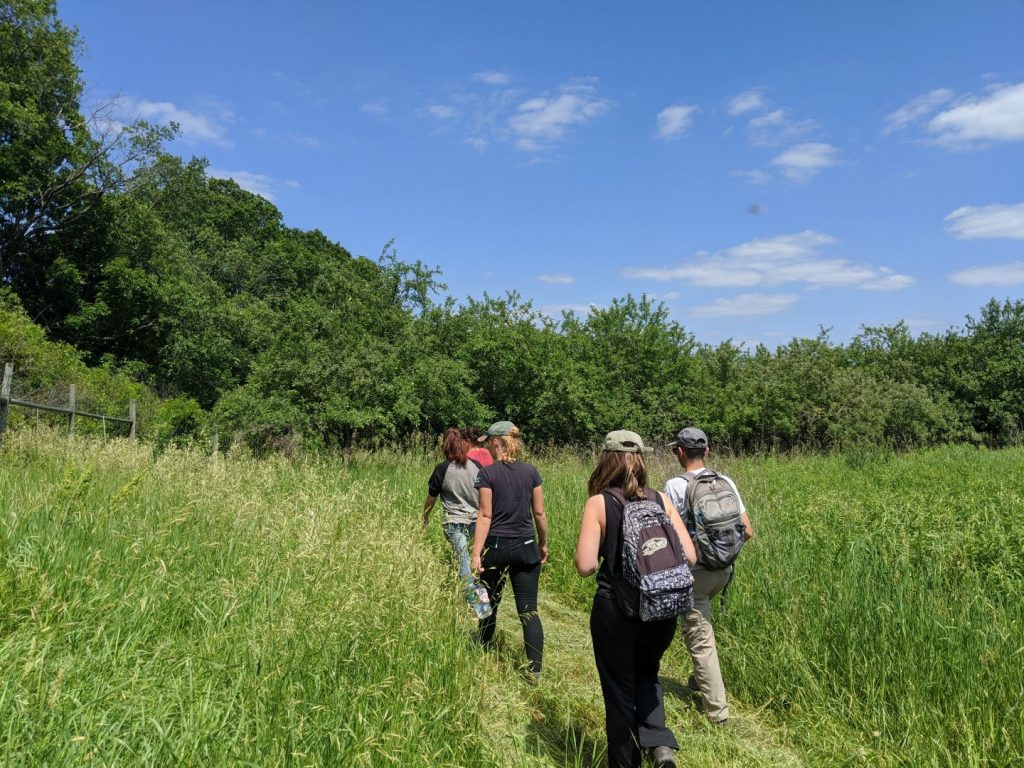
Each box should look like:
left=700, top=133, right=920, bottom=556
left=0, top=363, right=136, bottom=439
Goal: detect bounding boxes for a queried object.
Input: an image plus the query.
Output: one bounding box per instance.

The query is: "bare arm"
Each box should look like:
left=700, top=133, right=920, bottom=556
left=741, top=511, right=754, bottom=541
left=532, top=485, right=549, bottom=564
left=471, top=488, right=492, bottom=574
left=661, top=492, right=697, bottom=567
left=421, top=494, right=437, bottom=528
left=574, top=494, right=606, bottom=577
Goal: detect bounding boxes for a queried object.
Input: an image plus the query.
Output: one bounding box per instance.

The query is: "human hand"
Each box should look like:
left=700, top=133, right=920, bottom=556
left=471, top=554, right=482, bottom=574
left=539, top=544, right=548, bottom=564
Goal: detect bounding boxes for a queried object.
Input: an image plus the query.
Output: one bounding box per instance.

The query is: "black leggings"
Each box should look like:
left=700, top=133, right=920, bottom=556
left=478, top=536, right=543, bottom=675
left=590, top=594, right=677, bottom=767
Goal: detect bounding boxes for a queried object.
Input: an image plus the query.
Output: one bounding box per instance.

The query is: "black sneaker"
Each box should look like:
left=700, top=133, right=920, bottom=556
left=652, top=746, right=676, bottom=767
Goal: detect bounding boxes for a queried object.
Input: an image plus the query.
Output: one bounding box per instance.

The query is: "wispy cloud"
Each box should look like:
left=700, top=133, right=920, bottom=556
left=731, top=169, right=770, bottom=185
left=284, top=180, right=300, bottom=189
left=949, top=261, right=1024, bottom=286
left=727, top=89, right=766, bottom=116
left=945, top=203, right=1024, bottom=240
left=655, top=104, right=698, bottom=140
left=928, top=82, right=1024, bottom=147
left=118, top=97, right=232, bottom=146
left=883, top=88, right=954, bottom=135
left=772, top=142, right=840, bottom=181
left=690, top=293, right=799, bottom=318
left=207, top=168, right=276, bottom=202
left=623, top=230, right=913, bottom=291
left=508, top=80, right=611, bottom=152
left=536, top=274, right=574, bottom=285
left=424, top=104, right=459, bottom=119
left=747, top=108, right=818, bottom=147
left=360, top=99, right=388, bottom=116
left=472, top=71, right=511, bottom=85
left=422, top=76, right=610, bottom=154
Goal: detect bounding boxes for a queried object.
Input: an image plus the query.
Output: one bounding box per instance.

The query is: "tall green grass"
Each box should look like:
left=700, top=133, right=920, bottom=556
left=1, top=433, right=1021, bottom=765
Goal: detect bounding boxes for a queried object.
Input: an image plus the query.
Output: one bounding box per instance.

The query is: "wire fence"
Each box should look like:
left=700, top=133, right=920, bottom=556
left=0, top=363, right=136, bottom=440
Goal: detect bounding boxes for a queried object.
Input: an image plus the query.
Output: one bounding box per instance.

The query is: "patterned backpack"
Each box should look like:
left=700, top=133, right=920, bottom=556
left=605, top=488, right=694, bottom=621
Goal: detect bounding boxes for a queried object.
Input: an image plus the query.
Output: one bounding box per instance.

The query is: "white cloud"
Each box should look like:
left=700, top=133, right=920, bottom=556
left=465, top=137, right=488, bottom=152
left=690, top=293, right=799, bottom=318
left=536, top=274, right=574, bottom=284
left=655, top=104, right=698, bottom=140
left=623, top=230, right=914, bottom=291
left=772, top=142, right=840, bottom=181
left=728, top=89, right=766, bottom=116
left=284, top=180, right=300, bottom=189
left=945, top=203, right=1024, bottom=240
left=472, top=71, right=511, bottom=85
left=425, top=104, right=459, bottom=119
left=747, top=108, right=817, bottom=147
left=928, top=82, right=1024, bottom=146
left=119, top=97, right=231, bottom=146
left=207, top=168, right=275, bottom=202
left=883, top=88, right=954, bottom=135
left=360, top=99, right=388, bottom=116
left=731, top=169, right=770, bottom=185
left=507, top=81, right=611, bottom=152
left=949, top=261, right=1024, bottom=286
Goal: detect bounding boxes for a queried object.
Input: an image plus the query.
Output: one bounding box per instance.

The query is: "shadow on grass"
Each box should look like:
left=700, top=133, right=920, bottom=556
left=526, top=694, right=606, bottom=768
left=662, top=674, right=707, bottom=723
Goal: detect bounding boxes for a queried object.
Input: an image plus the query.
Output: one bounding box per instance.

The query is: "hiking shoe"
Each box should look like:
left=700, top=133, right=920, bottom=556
left=651, top=746, right=676, bottom=767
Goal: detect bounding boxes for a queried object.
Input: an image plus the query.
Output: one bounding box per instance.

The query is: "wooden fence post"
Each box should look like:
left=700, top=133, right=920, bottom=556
left=129, top=400, right=137, bottom=440
left=0, top=363, right=12, bottom=439
left=68, top=384, right=76, bottom=435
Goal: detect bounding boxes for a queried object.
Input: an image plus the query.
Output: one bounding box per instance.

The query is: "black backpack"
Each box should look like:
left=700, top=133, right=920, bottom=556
left=605, top=487, right=694, bottom=621
left=683, top=470, right=746, bottom=570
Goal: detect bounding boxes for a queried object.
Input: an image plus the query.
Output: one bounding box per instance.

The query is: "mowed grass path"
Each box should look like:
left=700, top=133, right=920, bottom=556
left=1, top=432, right=1021, bottom=766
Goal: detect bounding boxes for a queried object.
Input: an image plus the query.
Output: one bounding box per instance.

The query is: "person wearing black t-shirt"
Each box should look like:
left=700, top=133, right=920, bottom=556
left=470, top=421, right=548, bottom=679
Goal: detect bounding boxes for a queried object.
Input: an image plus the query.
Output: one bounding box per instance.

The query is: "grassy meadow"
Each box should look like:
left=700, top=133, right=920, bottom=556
left=0, top=431, right=1021, bottom=766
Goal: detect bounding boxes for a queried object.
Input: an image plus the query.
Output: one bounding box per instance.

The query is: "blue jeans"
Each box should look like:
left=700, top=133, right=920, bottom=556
left=442, top=522, right=477, bottom=607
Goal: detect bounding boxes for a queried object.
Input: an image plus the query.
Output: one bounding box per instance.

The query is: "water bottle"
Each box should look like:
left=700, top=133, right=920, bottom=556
left=474, top=583, right=493, bottom=619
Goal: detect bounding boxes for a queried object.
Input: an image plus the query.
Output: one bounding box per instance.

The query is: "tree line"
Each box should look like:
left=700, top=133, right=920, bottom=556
left=2, top=0, right=1023, bottom=453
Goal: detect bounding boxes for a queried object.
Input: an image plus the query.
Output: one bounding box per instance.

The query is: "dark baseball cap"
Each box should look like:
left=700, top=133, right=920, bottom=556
left=667, top=427, right=708, bottom=449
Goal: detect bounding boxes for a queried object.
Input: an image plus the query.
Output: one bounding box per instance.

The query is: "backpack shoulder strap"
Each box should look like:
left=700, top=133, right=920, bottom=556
left=605, top=487, right=628, bottom=508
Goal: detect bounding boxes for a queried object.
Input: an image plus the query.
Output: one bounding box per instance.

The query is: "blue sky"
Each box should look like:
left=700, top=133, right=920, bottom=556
left=63, top=1, right=1024, bottom=347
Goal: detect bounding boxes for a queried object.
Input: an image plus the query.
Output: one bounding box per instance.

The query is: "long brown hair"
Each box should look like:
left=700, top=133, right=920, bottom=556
left=587, top=451, right=648, bottom=499
left=442, top=428, right=468, bottom=466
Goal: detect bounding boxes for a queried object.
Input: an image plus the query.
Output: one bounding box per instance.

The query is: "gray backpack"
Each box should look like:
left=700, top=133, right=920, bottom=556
left=605, top=488, right=694, bottom=621
left=683, top=470, right=745, bottom=570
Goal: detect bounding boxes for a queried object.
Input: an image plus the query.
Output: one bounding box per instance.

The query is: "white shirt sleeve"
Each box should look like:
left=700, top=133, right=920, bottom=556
left=663, top=475, right=689, bottom=515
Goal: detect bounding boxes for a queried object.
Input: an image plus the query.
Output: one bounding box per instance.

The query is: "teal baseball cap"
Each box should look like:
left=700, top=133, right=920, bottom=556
left=478, top=420, right=518, bottom=441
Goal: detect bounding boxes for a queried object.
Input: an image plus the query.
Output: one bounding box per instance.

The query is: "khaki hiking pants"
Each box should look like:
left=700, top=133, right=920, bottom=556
left=681, top=566, right=732, bottom=722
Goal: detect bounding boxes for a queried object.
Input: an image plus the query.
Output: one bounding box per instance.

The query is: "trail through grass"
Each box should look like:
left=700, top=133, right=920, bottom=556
left=1, top=432, right=1021, bottom=765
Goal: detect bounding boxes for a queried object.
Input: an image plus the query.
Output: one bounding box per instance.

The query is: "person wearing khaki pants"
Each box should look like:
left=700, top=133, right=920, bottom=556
left=664, top=427, right=754, bottom=725
left=682, top=566, right=733, bottom=721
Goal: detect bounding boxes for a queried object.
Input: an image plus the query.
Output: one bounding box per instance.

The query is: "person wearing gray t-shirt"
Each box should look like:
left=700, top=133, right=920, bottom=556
left=422, top=428, right=484, bottom=613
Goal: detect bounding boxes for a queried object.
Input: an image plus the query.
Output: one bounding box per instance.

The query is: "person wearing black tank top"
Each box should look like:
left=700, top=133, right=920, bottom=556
left=574, top=431, right=696, bottom=768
